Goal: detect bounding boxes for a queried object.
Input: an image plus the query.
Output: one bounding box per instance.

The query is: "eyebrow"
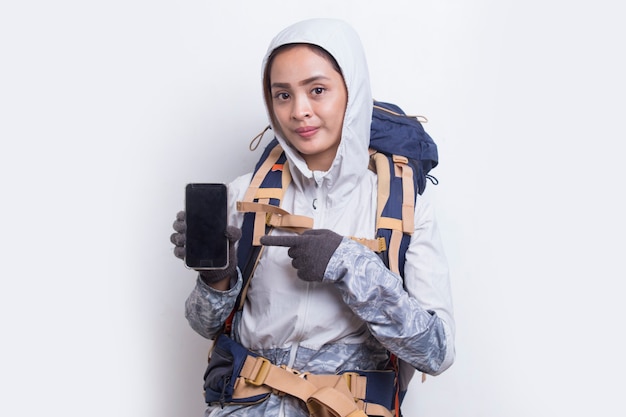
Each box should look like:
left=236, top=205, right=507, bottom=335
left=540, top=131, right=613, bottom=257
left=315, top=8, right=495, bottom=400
left=271, top=75, right=332, bottom=89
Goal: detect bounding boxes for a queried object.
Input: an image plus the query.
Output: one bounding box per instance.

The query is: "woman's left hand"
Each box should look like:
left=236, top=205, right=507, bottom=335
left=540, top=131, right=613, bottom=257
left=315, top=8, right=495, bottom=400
left=260, top=229, right=342, bottom=282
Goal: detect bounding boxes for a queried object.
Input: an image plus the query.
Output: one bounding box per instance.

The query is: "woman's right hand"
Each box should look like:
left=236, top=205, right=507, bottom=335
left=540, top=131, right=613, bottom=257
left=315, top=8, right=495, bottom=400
left=170, top=211, right=241, bottom=287
left=170, top=210, right=187, bottom=260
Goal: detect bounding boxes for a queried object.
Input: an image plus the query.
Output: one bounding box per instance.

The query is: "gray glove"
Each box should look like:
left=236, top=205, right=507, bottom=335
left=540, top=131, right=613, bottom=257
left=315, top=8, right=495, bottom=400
left=170, top=211, right=241, bottom=284
left=170, top=211, right=187, bottom=260
left=260, top=229, right=343, bottom=282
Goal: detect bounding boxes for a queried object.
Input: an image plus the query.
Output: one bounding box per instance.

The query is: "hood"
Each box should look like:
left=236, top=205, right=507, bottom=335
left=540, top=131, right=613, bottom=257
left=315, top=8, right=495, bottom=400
left=261, top=18, right=373, bottom=207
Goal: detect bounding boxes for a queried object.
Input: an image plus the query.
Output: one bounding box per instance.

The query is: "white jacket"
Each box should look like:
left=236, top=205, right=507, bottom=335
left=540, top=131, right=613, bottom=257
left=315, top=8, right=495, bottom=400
left=185, top=18, right=455, bottom=417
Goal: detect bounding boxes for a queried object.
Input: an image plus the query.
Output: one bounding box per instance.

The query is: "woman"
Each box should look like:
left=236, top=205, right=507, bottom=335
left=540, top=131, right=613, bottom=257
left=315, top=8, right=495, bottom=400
left=172, top=18, right=455, bottom=417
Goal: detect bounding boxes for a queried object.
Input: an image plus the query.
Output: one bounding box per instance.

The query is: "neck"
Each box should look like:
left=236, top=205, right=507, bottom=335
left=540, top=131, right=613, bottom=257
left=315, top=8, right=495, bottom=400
left=302, top=146, right=338, bottom=172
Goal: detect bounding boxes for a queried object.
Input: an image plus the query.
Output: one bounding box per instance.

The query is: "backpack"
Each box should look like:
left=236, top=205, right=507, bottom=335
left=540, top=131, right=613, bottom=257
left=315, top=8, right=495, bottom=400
left=229, top=100, right=438, bottom=415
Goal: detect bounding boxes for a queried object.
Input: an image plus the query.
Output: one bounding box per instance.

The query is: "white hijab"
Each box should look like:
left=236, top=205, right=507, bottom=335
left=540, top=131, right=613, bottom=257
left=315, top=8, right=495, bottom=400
left=261, top=18, right=373, bottom=207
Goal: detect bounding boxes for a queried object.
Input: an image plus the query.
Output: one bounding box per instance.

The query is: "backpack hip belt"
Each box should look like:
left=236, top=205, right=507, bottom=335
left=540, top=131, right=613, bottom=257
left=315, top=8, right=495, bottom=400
left=205, top=335, right=395, bottom=417
left=238, top=355, right=395, bottom=417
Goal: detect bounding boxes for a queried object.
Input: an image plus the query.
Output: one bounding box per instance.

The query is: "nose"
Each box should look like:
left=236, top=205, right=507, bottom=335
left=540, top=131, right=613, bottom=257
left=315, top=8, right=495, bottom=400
left=291, top=95, right=312, bottom=120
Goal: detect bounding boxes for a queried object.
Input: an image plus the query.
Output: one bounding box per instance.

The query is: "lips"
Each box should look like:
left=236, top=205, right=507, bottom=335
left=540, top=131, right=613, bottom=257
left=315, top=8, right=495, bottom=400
left=295, top=126, right=319, bottom=138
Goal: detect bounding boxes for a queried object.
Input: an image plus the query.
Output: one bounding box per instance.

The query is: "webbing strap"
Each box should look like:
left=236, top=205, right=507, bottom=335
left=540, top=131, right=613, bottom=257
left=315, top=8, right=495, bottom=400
left=281, top=159, right=292, bottom=194
left=237, top=201, right=295, bottom=217
left=243, top=145, right=284, bottom=203
left=348, top=236, right=387, bottom=253
left=252, top=188, right=284, bottom=200
left=357, top=400, right=395, bottom=417
left=307, top=387, right=367, bottom=417
left=249, top=160, right=292, bottom=201
left=368, top=152, right=414, bottom=275
left=377, top=217, right=402, bottom=232
left=238, top=357, right=363, bottom=417
left=237, top=201, right=314, bottom=239
left=370, top=152, right=415, bottom=236
left=266, top=214, right=312, bottom=230
left=393, top=155, right=415, bottom=234
left=235, top=242, right=266, bottom=312
left=241, top=143, right=296, bottom=246
left=240, top=356, right=317, bottom=400
left=252, top=198, right=270, bottom=246
left=388, top=229, right=403, bottom=275
left=237, top=356, right=393, bottom=417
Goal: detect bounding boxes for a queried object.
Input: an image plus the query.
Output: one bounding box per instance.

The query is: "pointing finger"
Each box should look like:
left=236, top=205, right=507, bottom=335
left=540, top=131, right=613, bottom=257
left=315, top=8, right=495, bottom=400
left=260, top=235, right=301, bottom=248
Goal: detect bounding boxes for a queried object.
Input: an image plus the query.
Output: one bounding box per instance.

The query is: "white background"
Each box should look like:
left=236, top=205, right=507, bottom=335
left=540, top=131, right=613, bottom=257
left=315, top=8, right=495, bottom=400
left=1, top=1, right=625, bottom=416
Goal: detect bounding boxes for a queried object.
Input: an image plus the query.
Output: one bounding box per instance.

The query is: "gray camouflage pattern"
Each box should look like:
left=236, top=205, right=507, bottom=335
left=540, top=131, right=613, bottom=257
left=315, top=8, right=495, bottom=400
left=325, top=238, right=447, bottom=373
left=185, top=238, right=446, bottom=416
left=185, top=275, right=242, bottom=339
left=204, top=395, right=307, bottom=417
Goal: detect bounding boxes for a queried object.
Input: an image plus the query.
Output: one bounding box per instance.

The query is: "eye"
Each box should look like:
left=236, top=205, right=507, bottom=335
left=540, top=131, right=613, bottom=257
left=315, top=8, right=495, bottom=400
left=312, top=87, right=326, bottom=95
left=274, top=92, right=290, bottom=101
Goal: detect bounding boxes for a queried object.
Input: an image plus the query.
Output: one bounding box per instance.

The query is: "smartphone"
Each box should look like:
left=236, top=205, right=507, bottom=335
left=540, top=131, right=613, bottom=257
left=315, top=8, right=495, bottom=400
left=184, top=183, right=229, bottom=270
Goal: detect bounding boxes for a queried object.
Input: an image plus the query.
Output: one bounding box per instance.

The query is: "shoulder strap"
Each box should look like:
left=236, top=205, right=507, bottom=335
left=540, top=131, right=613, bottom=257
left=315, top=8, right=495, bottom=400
left=368, top=100, right=437, bottom=277
left=233, top=140, right=314, bottom=315
left=369, top=151, right=414, bottom=276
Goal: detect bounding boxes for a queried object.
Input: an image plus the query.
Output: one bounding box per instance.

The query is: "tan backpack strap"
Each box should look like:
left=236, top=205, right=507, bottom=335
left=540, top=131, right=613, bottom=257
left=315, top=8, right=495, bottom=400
left=370, top=152, right=415, bottom=236
left=392, top=155, right=415, bottom=234
left=348, top=236, right=387, bottom=253
left=281, top=159, right=292, bottom=193
left=357, top=400, right=394, bottom=417
left=237, top=356, right=387, bottom=417
left=236, top=243, right=266, bottom=311
left=307, top=387, right=368, bottom=417
left=242, top=143, right=282, bottom=246
left=252, top=199, right=270, bottom=246
left=376, top=217, right=403, bottom=232
left=243, top=143, right=285, bottom=203
left=368, top=152, right=416, bottom=276
left=237, top=201, right=314, bottom=245
left=239, top=356, right=317, bottom=400
left=241, top=142, right=299, bottom=246
left=387, top=229, right=403, bottom=275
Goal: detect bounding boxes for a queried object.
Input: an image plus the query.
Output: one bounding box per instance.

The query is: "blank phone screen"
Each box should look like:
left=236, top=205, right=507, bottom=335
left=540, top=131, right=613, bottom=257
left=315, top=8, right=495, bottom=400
left=184, top=183, right=228, bottom=269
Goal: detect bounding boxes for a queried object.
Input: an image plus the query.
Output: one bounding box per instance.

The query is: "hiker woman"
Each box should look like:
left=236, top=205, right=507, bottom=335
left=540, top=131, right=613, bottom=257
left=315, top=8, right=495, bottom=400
left=171, top=18, right=455, bottom=416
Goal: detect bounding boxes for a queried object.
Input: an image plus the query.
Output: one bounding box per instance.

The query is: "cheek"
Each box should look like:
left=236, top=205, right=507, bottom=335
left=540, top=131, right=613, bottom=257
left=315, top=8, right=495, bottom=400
left=272, top=105, right=290, bottom=125
left=329, top=102, right=347, bottom=128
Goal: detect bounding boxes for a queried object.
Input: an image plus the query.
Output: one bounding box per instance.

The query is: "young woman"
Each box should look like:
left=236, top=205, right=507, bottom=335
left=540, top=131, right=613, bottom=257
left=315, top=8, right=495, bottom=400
left=172, top=18, right=455, bottom=417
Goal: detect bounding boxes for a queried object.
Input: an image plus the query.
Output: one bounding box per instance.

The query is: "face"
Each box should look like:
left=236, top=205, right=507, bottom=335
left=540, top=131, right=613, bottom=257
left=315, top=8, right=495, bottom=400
left=268, top=45, right=348, bottom=171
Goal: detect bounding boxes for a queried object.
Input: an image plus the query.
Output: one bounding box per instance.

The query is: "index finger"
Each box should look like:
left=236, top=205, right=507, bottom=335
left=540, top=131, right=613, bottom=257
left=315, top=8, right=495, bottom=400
left=260, top=235, right=300, bottom=248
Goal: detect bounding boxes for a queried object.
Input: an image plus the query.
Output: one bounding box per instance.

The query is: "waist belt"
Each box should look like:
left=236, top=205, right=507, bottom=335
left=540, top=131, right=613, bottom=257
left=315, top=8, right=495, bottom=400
left=204, top=334, right=395, bottom=417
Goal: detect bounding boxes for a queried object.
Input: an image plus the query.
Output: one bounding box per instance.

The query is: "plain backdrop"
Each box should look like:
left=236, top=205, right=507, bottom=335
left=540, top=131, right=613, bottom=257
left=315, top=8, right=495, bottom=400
left=1, top=1, right=625, bottom=416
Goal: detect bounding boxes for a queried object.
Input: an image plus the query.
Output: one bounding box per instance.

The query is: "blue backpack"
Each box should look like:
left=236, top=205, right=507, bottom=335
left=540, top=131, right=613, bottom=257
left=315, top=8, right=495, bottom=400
left=228, top=100, right=438, bottom=414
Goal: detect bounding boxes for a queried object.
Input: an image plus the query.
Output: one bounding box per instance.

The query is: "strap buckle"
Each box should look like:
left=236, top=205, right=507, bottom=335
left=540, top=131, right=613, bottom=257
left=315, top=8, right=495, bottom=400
left=342, top=372, right=360, bottom=393
left=246, top=357, right=272, bottom=387
left=265, top=212, right=280, bottom=227
left=377, top=237, right=387, bottom=252
left=280, top=364, right=300, bottom=375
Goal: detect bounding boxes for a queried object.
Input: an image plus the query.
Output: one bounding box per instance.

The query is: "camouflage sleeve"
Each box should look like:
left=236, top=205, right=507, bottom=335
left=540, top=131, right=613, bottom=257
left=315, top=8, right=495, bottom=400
left=184, top=272, right=243, bottom=339
left=324, top=238, right=449, bottom=375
